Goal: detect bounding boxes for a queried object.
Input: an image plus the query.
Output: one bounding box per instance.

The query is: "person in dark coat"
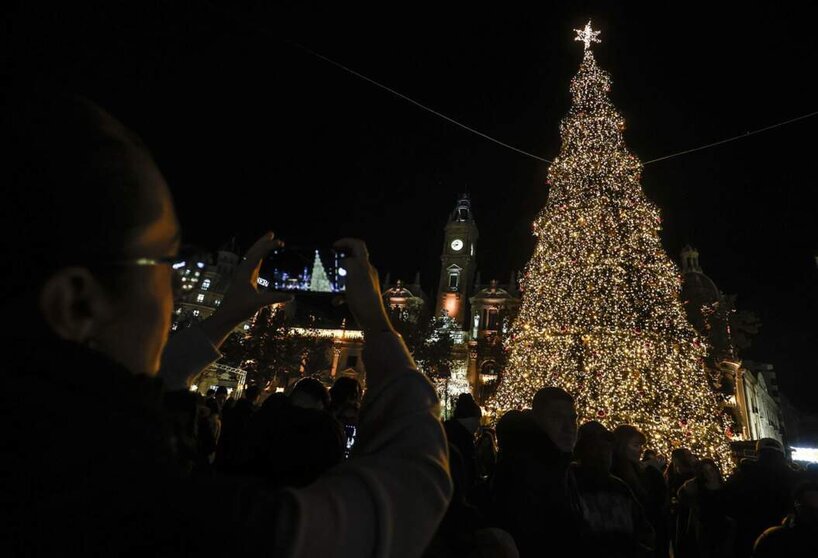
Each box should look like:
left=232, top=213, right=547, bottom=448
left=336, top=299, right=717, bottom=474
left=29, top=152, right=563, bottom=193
left=666, top=447, right=698, bottom=557
left=490, top=388, right=579, bottom=557
left=443, top=393, right=482, bottom=496
left=215, top=385, right=261, bottom=472
left=677, top=458, right=735, bottom=558
left=724, top=437, right=803, bottom=557
left=235, top=393, right=345, bottom=488
left=612, top=425, right=670, bottom=558
left=752, top=481, right=818, bottom=557
left=1, top=92, right=453, bottom=556
left=566, top=421, right=655, bottom=558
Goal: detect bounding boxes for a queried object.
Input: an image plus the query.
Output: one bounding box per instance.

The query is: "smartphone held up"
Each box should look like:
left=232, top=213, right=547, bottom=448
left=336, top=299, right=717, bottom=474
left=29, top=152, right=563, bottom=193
left=257, top=245, right=348, bottom=294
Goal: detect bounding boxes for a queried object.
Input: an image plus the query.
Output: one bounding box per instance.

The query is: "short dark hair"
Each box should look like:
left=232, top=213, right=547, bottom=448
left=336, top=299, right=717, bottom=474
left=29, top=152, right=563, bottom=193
left=244, top=385, right=261, bottom=402
left=1, top=89, right=163, bottom=306
left=453, top=393, right=481, bottom=420
left=532, top=387, right=574, bottom=412
left=574, top=420, right=613, bottom=460
left=613, top=424, right=646, bottom=447
left=215, top=386, right=229, bottom=396
left=292, top=377, right=331, bottom=410
left=495, top=410, right=537, bottom=453
left=330, top=377, right=361, bottom=408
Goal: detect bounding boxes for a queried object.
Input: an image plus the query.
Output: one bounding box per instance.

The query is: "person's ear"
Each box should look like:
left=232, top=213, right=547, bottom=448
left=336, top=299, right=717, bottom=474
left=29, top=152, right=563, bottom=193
left=38, top=267, right=115, bottom=344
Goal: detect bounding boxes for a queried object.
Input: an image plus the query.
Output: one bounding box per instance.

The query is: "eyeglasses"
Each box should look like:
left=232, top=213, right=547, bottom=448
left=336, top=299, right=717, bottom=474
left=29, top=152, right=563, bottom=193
left=102, top=256, right=186, bottom=298
left=93, top=245, right=211, bottom=300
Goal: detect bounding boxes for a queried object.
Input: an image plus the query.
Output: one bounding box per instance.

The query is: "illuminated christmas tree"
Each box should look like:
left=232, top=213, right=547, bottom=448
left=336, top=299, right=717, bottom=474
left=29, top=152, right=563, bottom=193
left=490, top=22, right=732, bottom=468
left=308, top=250, right=333, bottom=292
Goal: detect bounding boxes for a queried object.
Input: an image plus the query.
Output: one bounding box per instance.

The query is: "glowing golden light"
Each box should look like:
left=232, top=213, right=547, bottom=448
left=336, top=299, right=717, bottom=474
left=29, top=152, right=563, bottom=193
left=489, top=29, right=733, bottom=471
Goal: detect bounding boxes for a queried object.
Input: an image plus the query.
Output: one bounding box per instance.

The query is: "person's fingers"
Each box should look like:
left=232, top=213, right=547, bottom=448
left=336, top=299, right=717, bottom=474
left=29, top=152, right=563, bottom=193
left=240, top=232, right=281, bottom=270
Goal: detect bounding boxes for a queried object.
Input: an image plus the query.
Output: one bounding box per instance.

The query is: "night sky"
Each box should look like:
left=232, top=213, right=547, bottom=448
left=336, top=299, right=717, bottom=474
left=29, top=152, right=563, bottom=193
left=6, top=2, right=817, bottom=413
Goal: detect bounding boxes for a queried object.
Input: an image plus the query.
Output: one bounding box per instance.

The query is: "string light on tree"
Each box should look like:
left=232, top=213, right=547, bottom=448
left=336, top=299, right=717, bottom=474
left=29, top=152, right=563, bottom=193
left=489, top=21, right=733, bottom=470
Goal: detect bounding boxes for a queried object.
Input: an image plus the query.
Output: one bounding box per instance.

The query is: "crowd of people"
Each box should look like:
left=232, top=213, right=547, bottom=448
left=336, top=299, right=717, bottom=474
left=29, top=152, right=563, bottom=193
left=2, top=92, right=817, bottom=557
left=436, top=390, right=817, bottom=558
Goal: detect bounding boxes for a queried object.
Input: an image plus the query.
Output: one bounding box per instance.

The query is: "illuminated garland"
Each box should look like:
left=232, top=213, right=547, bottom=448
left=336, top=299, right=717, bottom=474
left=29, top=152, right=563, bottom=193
left=489, top=22, right=733, bottom=470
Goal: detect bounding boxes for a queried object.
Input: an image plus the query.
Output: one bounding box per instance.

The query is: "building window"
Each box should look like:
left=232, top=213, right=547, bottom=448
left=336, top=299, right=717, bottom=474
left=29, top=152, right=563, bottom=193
left=202, top=279, right=211, bottom=291
left=481, top=308, right=499, bottom=331
left=448, top=272, right=460, bottom=289
left=196, top=294, right=205, bottom=303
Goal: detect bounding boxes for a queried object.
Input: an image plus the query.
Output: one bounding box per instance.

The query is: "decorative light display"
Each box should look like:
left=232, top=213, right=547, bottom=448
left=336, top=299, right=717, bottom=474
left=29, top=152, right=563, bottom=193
left=308, top=250, right=334, bottom=292
left=489, top=22, right=733, bottom=470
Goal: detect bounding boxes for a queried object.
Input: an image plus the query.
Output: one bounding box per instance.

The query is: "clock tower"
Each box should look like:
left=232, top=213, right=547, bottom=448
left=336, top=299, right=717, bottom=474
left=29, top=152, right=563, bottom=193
left=437, top=194, right=479, bottom=328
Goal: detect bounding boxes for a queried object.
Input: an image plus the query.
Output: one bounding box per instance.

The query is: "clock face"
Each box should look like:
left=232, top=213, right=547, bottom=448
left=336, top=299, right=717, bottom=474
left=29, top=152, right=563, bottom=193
left=451, top=239, right=464, bottom=251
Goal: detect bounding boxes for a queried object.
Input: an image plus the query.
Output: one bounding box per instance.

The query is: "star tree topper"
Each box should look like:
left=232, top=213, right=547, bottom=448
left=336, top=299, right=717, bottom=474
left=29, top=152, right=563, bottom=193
left=574, top=20, right=601, bottom=51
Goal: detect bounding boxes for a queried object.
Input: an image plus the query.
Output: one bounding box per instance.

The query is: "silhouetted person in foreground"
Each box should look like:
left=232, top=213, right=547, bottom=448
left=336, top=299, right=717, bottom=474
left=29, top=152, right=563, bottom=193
left=444, top=393, right=482, bottom=497
left=676, top=458, right=735, bottom=558
left=330, top=375, right=362, bottom=423
left=1, top=92, right=451, bottom=556
left=725, top=437, right=802, bottom=558
left=752, top=481, right=818, bottom=557
left=215, top=385, right=261, bottom=472
left=425, top=424, right=518, bottom=558
left=236, top=392, right=344, bottom=488
left=490, top=388, right=578, bottom=557
left=566, top=421, right=655, bottom=558
left=289, top=376, right=331, bottom=411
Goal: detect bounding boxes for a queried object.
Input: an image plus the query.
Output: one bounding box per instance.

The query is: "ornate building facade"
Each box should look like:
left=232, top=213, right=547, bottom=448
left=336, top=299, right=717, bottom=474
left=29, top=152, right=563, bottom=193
left=679, top=245, right=784, bottom=444
left=171, top=241, right=364, bottom=394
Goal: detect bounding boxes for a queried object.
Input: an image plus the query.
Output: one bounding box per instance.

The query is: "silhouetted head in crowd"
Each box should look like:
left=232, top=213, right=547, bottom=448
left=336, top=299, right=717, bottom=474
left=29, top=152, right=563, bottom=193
left=574, top=421, right=614, bottom=474
left=2, top=90, right=180, bottom=376
left=694, top=458, right=723, bottom=487
left=793, top=481, right=818, bottom=528
left=755, top=437, right=786, bottom=465
left=243, top=385, right=261, bottom=406
left=206, top=388, right=216, bottom=399
left=613, top=424, right=647, bottom=465
left=495, top=409, right=536, bottom=455
left=330, top=376, right=362, bottom=423
left=452, top=392, right=482, bottom=435
left=290, top=377, right=330, bottom=411
left=215, top=386, right=229, bottom=409
left=530, top=387, right=578, bottom=453
left=244, top=395, right=344, bottom=487
left=669, top=448, right=698, bottom=477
